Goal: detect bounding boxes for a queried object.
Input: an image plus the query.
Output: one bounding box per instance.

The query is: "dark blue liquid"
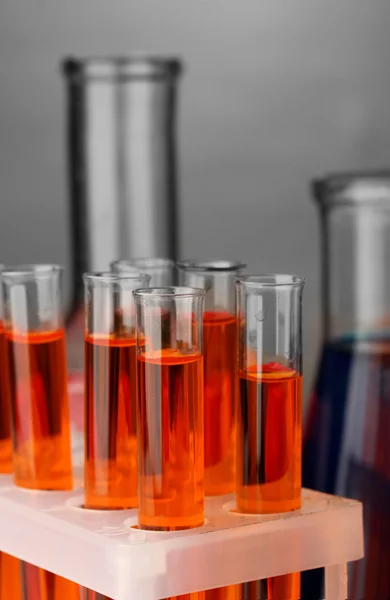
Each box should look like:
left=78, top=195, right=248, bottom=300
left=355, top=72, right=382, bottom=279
left=302, top=337, right=390, bottom=600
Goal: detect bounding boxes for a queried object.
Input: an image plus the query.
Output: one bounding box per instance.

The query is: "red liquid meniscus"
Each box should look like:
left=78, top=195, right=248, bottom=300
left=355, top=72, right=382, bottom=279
left=6, top=329, right=72, bottom=491
left=137, top=349, right=204, bottom=531
left=203, top=311, right=237, bottom=496
left=85, top=334, right=138, bottom=509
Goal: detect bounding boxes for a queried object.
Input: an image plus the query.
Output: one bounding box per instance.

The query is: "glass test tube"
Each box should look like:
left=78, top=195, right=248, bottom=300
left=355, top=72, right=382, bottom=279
left=111, top=257, right=175, bottom=286
left=84, top=272, right=150, bottom=509
left=2, top=265, right=79, bottom=599
left=133, top=286, right=205, bottom=530
left=178, top=260, right=245, bottom=497
left=2, top=265, right=73, bottom=491
left=0, top=266, right=20, bottom=599
left=0, top=266, right=12, bottom=473
left=236, top=275, right=304, bottom=600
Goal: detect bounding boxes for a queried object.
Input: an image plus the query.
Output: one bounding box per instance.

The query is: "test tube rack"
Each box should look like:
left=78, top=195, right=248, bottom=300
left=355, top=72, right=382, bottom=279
left=0, top=476, right=363, bottom=600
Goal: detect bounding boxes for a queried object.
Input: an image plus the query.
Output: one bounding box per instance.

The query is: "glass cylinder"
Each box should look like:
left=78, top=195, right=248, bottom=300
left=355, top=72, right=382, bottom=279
left=2, top=265, right=73, bottom=491
left=111, top=257, right=175, bottom=286
left=177, top=260, right=246, bottom=496
left=236, top=275, right=304, bottom=600
left=235, top=275, right=304, bottom=513
left=314, top=172, right=390, bottom=341
left=303, top=172, right=390, bottom=600
left=62, top=56, right=182, bottom=377
left=84, top=272, right=150, bottom=509
left=133, top=286, right=205, bottom=530
left=0, top=266, right=12, bottom=474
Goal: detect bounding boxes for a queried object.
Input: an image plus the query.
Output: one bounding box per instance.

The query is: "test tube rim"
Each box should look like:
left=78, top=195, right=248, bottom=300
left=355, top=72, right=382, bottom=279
left=111, top=258, right=174, bottom=272
left=83, top=271, right=151, bottom=287
left=2, top=264, right=63, bottom=283
left=62, top=55, right=183, bottom=82
left=133, top=286, right=205, bottom=299
left=236, top=274, right=305, bottom=288
left=177, top=259, right=246, bottom=273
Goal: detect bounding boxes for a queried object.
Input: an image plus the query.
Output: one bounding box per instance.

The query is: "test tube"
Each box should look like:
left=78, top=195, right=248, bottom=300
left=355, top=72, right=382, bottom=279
left=2, top=265, right=73, bottom=491
left=0, top=266, right=12, bottom=473
left=84, top=272, right=150, bottom=509
left=177, top=260, right=246, bottom=496
left=2, top=265, right=78, bottom=598
left=0, top=267, right=20, bottom=600
left=111, top=257, right=175, bottom=286
left=235, top=275, right=304, bottom=600
left=133, top=286, right=205, bottom=530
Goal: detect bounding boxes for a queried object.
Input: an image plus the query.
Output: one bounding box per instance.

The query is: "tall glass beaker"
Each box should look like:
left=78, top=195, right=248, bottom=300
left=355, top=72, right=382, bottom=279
left=62, top=55, right=182, bottom=374
left=61, top=56, right=182, bottom=471
left=302, top=172, right=390, bottom=600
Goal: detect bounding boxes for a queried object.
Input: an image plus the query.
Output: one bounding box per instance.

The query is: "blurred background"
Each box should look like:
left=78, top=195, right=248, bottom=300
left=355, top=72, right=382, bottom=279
left=1, top=0, right=390, bottom=402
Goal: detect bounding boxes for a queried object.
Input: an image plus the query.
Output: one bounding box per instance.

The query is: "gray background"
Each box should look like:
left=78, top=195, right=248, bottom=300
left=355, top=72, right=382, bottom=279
left=1, top=0, right=390, bottom=403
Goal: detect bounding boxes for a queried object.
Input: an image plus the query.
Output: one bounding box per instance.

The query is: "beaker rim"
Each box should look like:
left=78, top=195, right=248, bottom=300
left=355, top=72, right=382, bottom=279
left=236, top=274, right=305, bottom=288
left=133, top=286, right=205, bottom=299
left=2, top=264, right=63, bottom=282
left=177, top=259, right=246, bottom=272
left=83, top=271, right=151, bottom=286
left=112, top=258, right=174, bottom=271
left=313, top=171, right=390, bottom=206
left=62, top=55, right=182, bottom=81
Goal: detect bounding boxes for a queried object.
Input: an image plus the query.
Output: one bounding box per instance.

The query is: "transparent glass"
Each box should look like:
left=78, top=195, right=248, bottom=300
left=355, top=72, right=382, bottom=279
left=177, top=260, right=246, bottom=496
left=133, top=286, right=205, bottom=531
left=303, top=172, right=390, bottom=600
left=84, top=272, right=150, bottom=509
left=2, top=265, right=73, bottom=491
left=0, top=265, right=12, bottom=474
left=236, top=275, right=304, bottom=600
left=111, top=257, right=175, bottom=286
left=0, top=267, right=20, bottom=600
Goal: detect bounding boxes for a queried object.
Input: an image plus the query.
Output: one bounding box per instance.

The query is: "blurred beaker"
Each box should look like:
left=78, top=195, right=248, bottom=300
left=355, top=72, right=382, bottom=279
left=303, top=172, right=390, bottom=600
left=61, top=55, right=183, bottom=471
left=112, top=257, right=175, bottom=286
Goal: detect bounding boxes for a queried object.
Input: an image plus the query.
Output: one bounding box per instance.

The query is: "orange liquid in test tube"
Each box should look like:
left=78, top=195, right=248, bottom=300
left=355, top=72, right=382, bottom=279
left=18, top=565, right=80, bottom=600
left=205, top=586, right=241, bottom=599
left=84, top=334, right=138, bottom=509
left=0, top=324, right=21, bottom=600
left=0, top=553, right=22, bottom=600
left=6, top=329, right=73, bottom=490
left=203, top=312, right=237, bottom=496
left=137, top=350, right=204, bottom=531
left=237, top=364, right=302, bottom=600
left=0, top=324, right=12, bottom=472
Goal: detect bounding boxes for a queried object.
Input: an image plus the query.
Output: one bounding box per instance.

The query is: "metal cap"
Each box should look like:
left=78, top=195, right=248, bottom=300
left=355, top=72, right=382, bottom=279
left=62, top=55, right=183, bottom=82
left=312, top=170, right=390, bottom=207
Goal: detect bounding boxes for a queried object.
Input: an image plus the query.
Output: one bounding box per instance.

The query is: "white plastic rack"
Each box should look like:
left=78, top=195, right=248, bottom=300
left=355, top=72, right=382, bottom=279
left=0, top=476, right=363, bottom=600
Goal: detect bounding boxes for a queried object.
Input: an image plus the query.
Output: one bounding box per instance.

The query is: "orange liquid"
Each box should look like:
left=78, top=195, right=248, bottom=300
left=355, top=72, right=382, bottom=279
left=0, top=328, right=17, bottom=600
left=19, top=564, right=80, bottom=600
left=237, top=364, right=302, bottom=600
left=80, top=590, right=113, bottom=600
left=0, top=553, right=22, bottom=600
left=6, top=329, right=72, bottom=490
left=0, top=325, right=12, bottom=473
left=203, top=312, right=237, bottom=496
left=84, top=334, right=138, bottom=509
left=241, top=577, right=300, bottom=599
left=166, top=594, right=205, bottom=600
left=137, top=349, right=204, bottom=530
left=205, top=586, right=240, bottom=599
